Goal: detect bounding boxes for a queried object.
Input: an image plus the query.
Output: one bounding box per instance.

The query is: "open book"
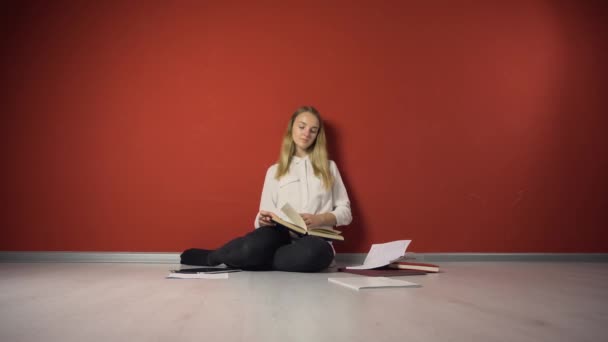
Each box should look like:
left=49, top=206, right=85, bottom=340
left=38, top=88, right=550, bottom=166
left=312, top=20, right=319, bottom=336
left=271, top=203, right=344, bottom=241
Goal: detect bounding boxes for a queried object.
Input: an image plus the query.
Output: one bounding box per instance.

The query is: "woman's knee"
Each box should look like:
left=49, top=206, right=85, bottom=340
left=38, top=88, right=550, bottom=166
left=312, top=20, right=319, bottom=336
left=246, top=226, right=291, bottom=246
left=272, top=237, right=334, bottom=272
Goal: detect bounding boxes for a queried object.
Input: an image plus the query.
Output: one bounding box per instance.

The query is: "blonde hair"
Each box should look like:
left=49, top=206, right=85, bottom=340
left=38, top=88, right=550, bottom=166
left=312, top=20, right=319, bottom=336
left=275, top=106, right=334, bottom=190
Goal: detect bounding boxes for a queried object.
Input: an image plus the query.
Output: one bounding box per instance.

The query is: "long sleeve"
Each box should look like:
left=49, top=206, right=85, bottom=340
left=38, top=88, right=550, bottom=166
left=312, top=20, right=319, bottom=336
left=329, top=161, right=352, bottom=227
left=253, top=165, right=279, bottom=228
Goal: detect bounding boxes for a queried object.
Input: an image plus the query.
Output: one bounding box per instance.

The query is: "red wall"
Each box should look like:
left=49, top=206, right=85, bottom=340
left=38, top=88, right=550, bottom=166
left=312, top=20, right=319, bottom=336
left=2, top=1, right=607, bottom=253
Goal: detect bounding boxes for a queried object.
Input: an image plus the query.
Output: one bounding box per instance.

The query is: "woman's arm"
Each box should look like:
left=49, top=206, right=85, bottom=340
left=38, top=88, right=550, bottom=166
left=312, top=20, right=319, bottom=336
left=329, top=161, right=352, bottom=227
left=254, top=165, right=280, bottom=228
left=300, top=162, right=352, bottom=228
left=301, top=212, right=337, bottom=228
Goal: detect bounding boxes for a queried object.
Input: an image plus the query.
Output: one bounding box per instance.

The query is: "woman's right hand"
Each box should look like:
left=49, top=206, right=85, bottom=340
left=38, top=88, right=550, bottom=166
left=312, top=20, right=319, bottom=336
left=258, top=210, right=276, bottom=226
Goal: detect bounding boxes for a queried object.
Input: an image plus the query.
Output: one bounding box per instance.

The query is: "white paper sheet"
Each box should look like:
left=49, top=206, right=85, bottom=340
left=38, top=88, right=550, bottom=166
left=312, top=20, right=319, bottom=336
left=166, top=273, right=229, bottom=279
left=345, top=240, right=411, bottom=270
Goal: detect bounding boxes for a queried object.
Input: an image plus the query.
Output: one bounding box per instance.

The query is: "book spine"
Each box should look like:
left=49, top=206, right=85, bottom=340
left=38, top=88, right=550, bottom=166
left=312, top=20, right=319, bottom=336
left=389, top=263, right=438, bottom=273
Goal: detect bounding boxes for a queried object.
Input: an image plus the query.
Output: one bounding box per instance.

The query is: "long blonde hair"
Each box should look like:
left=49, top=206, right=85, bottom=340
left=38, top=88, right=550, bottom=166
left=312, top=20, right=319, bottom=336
left=275, top=106, right=334, bottom=190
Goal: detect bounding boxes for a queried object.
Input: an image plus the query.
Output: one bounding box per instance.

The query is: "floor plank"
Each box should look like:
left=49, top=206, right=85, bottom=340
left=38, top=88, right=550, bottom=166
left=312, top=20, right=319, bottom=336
left=0, top=262, right=606, bottom=342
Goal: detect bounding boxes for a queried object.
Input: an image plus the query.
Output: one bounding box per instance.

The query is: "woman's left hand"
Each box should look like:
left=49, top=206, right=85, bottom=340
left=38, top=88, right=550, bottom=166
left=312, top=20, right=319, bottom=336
left=300, top=213, right=323, bottom=228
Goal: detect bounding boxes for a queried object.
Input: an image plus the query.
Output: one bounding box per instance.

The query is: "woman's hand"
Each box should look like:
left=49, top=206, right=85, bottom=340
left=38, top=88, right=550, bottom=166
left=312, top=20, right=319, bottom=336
left=258, top=210, right=276, bottom=227
left=300, top=213, right=324, bottom=228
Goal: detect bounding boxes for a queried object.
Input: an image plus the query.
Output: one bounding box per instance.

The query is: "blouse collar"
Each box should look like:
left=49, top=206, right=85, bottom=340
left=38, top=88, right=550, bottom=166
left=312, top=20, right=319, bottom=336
left=291, top=154, right=310, bottom=164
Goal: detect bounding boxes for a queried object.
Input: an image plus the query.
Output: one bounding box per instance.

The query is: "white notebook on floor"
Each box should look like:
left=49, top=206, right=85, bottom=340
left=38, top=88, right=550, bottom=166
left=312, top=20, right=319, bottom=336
left=328, top=277, right=420, bottom=290
left=167, top=273, right=229, bottom=279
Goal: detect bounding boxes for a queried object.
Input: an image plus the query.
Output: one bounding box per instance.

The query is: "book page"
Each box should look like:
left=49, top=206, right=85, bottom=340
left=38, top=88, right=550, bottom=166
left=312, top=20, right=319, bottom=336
left=171, top=267, right=241, bottom=274
left=280, top=202, right=307, bottom=230
left=166, top=273, right=229, bottom=279
left=345, top=240, right=411, bottom=270
left=310, top=228, right=342, bottom=234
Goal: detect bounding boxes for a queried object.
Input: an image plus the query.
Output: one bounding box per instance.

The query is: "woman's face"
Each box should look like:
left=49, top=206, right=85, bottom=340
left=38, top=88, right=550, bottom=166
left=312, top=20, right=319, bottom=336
left=291, top=112, right=320, bottom=154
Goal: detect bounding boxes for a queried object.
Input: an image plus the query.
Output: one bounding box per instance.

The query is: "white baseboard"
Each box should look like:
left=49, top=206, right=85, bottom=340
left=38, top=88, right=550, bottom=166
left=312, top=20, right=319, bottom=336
left=0, top=252, right=179, bottom=264
left=1, top=251, right=607, bottom=263
left=336, top=252, right=608, bottom=263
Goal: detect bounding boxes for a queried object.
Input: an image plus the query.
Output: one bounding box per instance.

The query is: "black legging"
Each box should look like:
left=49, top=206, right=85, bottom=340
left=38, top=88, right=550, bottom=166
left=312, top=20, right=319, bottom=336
left=180, top=226, right=334, bottom=272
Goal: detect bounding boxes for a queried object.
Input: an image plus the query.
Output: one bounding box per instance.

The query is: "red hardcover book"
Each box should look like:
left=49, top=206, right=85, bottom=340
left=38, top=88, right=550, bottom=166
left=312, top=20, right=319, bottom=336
left=388, top=262, right=440, bottom=273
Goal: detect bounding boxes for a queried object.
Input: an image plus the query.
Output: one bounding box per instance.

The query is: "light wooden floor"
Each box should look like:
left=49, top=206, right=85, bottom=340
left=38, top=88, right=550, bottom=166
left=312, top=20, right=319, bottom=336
left=0, top=262, right=606, bottom=342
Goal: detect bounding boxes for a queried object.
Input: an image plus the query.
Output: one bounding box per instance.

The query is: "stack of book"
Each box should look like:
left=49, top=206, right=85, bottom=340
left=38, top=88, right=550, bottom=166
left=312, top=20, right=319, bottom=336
left=330, top=242, right=441, bottom=290
left=387, top=260, right=440, bottom=273
left=332, top=256, right=440, bottom=290
left=338, top=256, right=440, bottom=277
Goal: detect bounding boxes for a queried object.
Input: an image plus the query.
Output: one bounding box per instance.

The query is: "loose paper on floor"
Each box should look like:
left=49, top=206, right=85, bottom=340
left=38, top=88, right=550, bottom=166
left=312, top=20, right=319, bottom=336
left=345, top=240, right=411, bottom=270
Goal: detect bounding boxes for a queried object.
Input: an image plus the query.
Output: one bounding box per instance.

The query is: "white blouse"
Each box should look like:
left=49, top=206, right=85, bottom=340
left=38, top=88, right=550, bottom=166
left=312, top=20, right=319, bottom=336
left=254, top=156, right=352, bottom=229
